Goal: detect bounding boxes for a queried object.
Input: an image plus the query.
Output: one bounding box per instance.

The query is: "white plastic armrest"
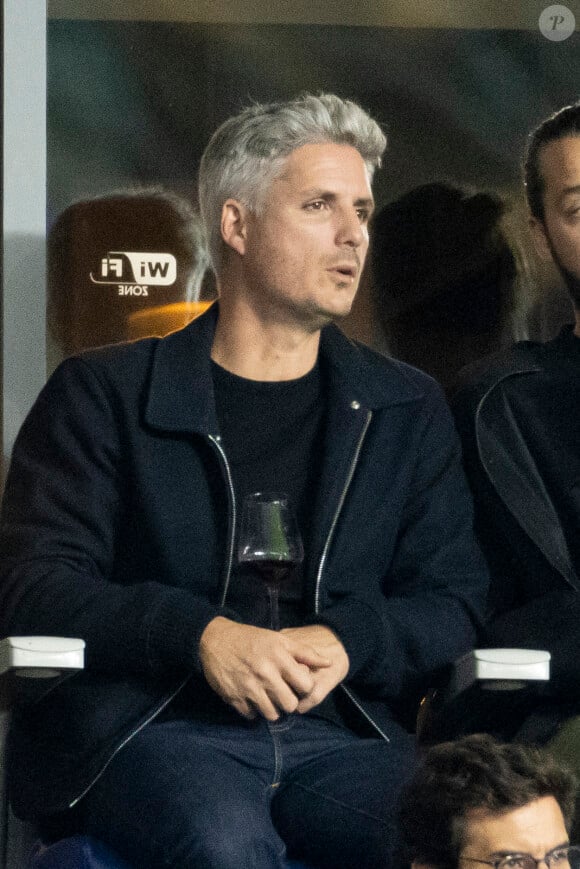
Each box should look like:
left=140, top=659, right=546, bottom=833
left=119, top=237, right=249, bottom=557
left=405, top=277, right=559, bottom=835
left=452, top=648, right=551, bottom=694
left=0, top=636, right=85, bottom=679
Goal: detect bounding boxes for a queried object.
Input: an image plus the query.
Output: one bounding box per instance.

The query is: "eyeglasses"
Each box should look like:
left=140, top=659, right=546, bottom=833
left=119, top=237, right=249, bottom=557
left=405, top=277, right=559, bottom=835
left=463, top=845, right=580, bottom=869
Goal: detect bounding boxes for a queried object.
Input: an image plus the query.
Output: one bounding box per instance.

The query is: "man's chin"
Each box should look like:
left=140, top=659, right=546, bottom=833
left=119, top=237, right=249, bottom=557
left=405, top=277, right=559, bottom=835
left=319, top=291, right=357, bottom=321
left=291, top=299, right=353, bottom=332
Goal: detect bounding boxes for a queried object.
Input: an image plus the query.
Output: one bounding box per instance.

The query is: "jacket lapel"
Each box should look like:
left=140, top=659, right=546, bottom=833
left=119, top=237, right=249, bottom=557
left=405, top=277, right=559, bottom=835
left=144, top=303, right=220, bottom=436
left=477, top=370, right=580, bottom=593
left=306, top=326, right=424, bottom=599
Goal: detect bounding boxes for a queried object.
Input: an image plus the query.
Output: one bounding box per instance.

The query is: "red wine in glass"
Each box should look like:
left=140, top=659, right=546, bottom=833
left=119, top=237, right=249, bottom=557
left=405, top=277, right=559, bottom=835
left=238, top=492, right=304, bottom=631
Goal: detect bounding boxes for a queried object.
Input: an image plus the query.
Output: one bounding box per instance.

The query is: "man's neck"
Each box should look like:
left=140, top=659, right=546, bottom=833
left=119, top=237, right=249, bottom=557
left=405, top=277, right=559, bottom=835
left=211, top=297, right=321, bottom=382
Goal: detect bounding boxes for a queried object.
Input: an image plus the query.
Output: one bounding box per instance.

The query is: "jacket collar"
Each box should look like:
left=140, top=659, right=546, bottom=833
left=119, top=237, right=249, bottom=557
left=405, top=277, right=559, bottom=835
left=144, top=302, right=425, bottom=435
left=144, top=303, right=220, bottom=435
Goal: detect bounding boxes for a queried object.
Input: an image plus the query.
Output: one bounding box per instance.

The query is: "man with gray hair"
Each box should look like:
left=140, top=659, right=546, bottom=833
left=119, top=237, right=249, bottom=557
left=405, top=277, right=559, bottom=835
left=0, top=93, right=487, bottom=868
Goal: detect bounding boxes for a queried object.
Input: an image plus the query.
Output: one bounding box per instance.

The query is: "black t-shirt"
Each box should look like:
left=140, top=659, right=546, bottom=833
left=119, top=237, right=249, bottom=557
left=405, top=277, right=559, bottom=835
left=211, top=359, right=326, bottom=628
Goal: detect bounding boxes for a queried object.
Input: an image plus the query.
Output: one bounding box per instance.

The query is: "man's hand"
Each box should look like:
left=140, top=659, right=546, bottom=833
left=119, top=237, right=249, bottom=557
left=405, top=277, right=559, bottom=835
left=280, top=624, right=349, bottom=714
left=199, top=617, right=332, bottom=721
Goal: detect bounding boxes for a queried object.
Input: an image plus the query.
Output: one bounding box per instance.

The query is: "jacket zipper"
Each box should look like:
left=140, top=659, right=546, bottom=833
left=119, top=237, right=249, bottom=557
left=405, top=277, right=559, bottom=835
left=68, top=436, right=237, bottom=808
left=68, top=676, right=190, bottom=808
left=212, top=419, right=389, bottom=740
left=314, top=409, right=372, bottom=613
left=208, top=434, right=237, bottom=606
left=68, top=413, right=386, bottom=808
left=314, top=408, right=391, bottom=743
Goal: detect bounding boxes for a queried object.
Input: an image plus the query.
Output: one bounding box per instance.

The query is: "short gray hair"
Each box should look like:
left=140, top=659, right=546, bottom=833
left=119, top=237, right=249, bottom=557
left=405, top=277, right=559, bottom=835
left=198, top=92, right=387, bottom=271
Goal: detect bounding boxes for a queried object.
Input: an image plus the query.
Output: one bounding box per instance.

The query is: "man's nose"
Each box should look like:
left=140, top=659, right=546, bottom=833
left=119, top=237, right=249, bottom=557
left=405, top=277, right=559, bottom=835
left=336, top=208, right=365, bottom=247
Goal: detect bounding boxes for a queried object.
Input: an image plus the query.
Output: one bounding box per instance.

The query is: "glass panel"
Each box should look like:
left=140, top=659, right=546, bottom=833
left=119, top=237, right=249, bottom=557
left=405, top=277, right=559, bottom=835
left=46, top=2, right=579, bottom=372
left=2, top=0, right=47, bottom=482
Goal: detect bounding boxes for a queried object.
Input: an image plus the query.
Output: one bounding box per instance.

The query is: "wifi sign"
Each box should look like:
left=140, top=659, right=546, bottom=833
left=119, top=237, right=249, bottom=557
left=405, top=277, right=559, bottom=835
left=90, top=252, right=177, bottom=286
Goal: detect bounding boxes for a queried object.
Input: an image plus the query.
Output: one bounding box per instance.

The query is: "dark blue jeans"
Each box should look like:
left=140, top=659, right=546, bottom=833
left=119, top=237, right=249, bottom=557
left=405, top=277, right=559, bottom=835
left=75, top=714, right=415, bottom=869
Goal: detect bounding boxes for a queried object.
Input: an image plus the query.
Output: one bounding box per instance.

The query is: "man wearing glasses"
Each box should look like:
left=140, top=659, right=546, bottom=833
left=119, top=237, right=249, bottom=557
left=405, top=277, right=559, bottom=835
left=399, top=734, right=577, bottom=869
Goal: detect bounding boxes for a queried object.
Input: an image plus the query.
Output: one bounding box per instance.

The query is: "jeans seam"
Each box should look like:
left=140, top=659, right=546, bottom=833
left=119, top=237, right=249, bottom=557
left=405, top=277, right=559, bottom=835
left=271, top=727, right=283, bottom=786
left=288, top=781, right=387, bottom=823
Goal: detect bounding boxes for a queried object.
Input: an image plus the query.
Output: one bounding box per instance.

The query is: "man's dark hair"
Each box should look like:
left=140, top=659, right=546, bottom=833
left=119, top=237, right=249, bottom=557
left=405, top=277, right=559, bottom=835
left=399, top=734, right=577, bottom=869
left=524, top=101, right=580, bottom=222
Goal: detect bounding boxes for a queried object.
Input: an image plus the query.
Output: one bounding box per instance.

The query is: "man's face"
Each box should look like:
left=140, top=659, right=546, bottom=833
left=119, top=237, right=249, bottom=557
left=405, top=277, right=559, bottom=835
left=236, top=142, right=374, bottom=330
left=459, top=796, right=569, bottom=869
left=531, top=135, right=580, bottom=307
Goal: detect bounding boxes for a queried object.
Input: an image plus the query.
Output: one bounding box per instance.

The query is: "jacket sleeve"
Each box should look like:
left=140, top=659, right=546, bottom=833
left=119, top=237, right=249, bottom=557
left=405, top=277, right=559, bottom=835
left=0, top=356, right=225, bottom=679
left=485, top=590, right=580, bottom=694
left=452, top=380, right=580, bottom=697
left=317, top=381, right=489, bottom=703
left=451, top=380, right=530, bottom=616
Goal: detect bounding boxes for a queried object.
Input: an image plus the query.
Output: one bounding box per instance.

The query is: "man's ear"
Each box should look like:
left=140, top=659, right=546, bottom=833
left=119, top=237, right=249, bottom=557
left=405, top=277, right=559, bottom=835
left=221, top=199, right=249, bottom=257
left=529, top=216, right=553, bottom=263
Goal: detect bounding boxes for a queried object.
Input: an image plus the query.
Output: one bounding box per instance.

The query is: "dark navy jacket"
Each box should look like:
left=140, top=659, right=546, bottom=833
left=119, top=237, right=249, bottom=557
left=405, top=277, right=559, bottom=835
left=453, top=326, right=580, bottom=701
left=0, top=304, right=487, bottom=816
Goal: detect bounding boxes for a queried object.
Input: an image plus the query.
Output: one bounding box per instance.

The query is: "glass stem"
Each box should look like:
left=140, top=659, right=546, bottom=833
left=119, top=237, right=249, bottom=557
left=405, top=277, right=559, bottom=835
left=267, top=585, right=280, bottom=631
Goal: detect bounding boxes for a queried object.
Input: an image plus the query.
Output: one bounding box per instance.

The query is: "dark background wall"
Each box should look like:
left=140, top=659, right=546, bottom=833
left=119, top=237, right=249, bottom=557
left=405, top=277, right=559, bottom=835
left=48, top=20, right=580, bottom=214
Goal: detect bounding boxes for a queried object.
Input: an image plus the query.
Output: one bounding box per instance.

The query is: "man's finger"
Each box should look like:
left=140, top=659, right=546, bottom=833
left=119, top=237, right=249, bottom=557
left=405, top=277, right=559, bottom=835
left=233, top=699, right=258, bottom=719
left=252, top=690, right=291, bottom=721
left=286, top=643, right=332, bottom=670
left=280, top=660, right=316, bottom=697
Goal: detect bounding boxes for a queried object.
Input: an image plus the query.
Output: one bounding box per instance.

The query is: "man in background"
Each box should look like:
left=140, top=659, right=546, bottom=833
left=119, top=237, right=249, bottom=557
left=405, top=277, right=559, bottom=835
left=399, top=734, right=577, bottom=869
left=370, top=182, right=528, bottom=396
left=453, top=101, right=580, bottom=768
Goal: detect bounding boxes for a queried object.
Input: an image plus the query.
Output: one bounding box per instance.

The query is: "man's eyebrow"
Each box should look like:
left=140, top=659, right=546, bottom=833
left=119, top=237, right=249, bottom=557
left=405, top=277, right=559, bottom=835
left=489, top=842, right=570, bottom=858
left=559, top=184, right=580, bottom=200
left=355, top=197, right=375, bottom=212
left=301, top=188, right=333, bottom=199
left=546, top=842, right=571, bottom=853
left=300, top=189, right=375, bottom=209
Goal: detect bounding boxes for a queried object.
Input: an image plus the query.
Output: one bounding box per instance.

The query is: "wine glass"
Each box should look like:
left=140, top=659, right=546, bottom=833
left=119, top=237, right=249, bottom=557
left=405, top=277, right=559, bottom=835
left=238, top=492, right=304, bottom=631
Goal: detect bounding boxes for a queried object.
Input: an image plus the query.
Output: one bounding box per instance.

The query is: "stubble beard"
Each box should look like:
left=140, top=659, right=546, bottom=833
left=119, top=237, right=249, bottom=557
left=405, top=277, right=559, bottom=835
left=282, top=281, right=358, bottom=332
